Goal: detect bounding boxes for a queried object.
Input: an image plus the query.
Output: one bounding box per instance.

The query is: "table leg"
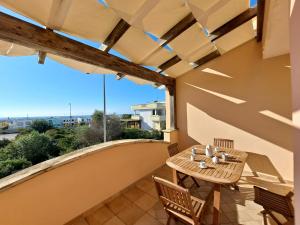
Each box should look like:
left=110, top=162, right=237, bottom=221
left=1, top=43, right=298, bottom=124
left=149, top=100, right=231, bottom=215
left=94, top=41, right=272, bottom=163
left=172, top=169, right=178, bottom=184
left=213, top=184, right=221, bottom=225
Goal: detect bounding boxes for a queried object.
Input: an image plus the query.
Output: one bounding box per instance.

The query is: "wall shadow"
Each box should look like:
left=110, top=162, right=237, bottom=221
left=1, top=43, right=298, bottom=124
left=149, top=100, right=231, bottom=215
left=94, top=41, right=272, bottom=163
left=175, top=40, right=295, bottom=181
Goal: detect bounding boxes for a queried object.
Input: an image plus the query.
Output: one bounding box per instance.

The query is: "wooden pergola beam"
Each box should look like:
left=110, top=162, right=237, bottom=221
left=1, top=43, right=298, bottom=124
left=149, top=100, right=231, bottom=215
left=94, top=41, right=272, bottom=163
left=161, top=13, right=197, bottom=47
left=103, top=19, right=130, bottom=53
left=256, top=0, right=265, bottom=42
left=210, top=7, right=257, bottom=41
left=194, top=50, right=221, bottom=68
left=158, top=55, right=181, bottom=72
left=0, top=12, right=174, bottom=87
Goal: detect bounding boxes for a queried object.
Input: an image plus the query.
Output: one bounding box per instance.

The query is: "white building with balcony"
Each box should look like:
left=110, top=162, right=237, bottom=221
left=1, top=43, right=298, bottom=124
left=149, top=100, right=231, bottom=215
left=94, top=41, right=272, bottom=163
left=131, top=101, right=166, bottom=131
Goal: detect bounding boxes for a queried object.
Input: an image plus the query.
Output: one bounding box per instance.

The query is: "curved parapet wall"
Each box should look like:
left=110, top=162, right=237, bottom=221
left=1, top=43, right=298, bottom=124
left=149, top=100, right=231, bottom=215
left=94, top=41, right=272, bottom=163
left=0, top=139, right=169, bottom=225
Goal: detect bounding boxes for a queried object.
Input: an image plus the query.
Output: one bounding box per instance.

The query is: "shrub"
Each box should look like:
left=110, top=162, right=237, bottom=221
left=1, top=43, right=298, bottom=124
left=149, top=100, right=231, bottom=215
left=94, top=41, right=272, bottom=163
left=0, top=159, right=31, bottom=178
left=17, top=128, right=33, bottom=137
left=31, top=120, right=53, bottom=133
left=121, top=128, right=163, bottom=140
left=151, top=129, right=164, bottom=140
left=0, top=139, right=11, bottom=148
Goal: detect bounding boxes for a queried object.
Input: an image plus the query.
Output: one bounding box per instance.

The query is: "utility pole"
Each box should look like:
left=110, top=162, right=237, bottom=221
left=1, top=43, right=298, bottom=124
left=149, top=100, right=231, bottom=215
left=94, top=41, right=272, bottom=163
left=103, top=75, right=107, bottom=142
left=69, top=103, right=72, bottom=127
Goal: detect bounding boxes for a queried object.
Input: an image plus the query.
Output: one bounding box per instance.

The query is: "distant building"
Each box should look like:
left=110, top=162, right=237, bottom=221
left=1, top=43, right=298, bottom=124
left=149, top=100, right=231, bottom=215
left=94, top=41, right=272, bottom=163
left=62, top=117, right=91, bottom=127
left=8, top=119, right=32, bottom=130
left=122, top=101, right=166, bottom=131
left=121, top=115, right=141, bottom=129
left=2, top=115, right=92, bottom=132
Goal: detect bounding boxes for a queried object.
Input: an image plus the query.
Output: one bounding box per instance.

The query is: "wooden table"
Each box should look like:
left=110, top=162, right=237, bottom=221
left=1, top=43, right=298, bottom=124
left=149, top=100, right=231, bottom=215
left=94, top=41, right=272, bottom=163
left=166, top=145, right=248, bottom=225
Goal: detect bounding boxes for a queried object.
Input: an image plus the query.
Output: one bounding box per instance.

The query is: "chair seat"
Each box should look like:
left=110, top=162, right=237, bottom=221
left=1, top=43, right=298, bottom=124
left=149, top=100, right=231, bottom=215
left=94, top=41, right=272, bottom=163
left=165, top=196, right=205, bottom=224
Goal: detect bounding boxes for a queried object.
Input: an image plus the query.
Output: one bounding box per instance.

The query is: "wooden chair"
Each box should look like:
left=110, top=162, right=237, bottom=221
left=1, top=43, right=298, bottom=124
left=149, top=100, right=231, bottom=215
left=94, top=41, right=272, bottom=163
left=214, top=138, right=234, bottom=149
left=254, top=186, right=294, bottom=225
left=168, top=143, right=200, bottom=188
left=213, top=138, right=239, bottom=191
left=153, top=176, right=206, bottom=225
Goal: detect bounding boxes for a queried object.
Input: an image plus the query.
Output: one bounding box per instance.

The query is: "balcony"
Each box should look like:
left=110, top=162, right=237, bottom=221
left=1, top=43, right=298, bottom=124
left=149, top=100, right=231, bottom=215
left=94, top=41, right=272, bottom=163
left=66, top=166, right=288, bottom=225
left=131, top=115, right=141, bottom=120
left=0, top=139, right=293, bottom=225
left=151, top=115, right=166, bottom=122
left=0, top=0, right=297, bottom=224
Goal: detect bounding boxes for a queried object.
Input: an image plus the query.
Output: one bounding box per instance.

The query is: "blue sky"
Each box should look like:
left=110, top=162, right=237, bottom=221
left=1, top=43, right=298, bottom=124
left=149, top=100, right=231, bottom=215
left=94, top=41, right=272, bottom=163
left=0, top=6, right=165, bottom=118
left=0, top=0, right=256, bottom=118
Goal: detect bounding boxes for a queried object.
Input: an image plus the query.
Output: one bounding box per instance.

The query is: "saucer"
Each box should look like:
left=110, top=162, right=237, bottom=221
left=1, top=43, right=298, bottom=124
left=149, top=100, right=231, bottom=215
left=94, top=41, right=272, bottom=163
left=199, top=164, right=208, bottom=169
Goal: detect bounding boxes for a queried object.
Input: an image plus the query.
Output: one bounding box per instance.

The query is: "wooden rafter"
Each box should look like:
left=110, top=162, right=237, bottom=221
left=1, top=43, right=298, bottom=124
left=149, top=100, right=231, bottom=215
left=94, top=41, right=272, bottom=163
left=161, top=13, right=197, bottom=47
left=115, top=72, right=125, bottom=80
left=256, top=0, right=265, bottom=42
left=38, top=51, right=47, bottom=64
left=158, top=55, right=181, bottom=72
left=141, top=12, right=197, bottom=71
left=210, top=7, right=257, bottom=41
left=103, top=19, right=130, bottom=53
left=194, top=50, right=221, bottom=68
left=155, top=13, right=197, bottom=72
left=0, top=12, right=175, bottom=86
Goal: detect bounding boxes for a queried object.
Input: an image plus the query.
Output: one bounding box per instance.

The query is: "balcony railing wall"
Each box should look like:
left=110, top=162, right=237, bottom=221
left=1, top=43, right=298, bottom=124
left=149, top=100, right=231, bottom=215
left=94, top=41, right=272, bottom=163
left=0, top=139, right=169, bottom=225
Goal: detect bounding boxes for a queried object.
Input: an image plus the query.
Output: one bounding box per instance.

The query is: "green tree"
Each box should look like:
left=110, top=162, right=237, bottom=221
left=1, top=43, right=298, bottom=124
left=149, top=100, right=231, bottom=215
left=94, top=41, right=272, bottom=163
left=75, top=126, right=103, bottom=147
left=91, top=111, right=122, bottom=141
left=92, top=110, right=104, bottom=129
left=45, top=128, right=79, bottom=154
left=31, top=120, right=53, bottom=133
left=4, top=131, right=60, bottom=164
left=106, top=114, right=122, bottom=141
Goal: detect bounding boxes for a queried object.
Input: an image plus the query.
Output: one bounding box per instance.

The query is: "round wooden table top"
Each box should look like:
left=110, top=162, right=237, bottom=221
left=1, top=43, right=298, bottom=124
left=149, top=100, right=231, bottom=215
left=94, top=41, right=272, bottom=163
left=166, top=145, right=248, bottom=184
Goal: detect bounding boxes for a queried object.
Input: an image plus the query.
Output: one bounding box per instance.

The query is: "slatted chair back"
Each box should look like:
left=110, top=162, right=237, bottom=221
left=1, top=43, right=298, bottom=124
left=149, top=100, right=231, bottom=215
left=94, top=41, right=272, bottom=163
left=168, top=143, right=180, bottom=157
left=214, top=138, right=234, bottom=149
left=153, top=176, right=196, bottom=220
left=254, top=186, right=294, bottom=218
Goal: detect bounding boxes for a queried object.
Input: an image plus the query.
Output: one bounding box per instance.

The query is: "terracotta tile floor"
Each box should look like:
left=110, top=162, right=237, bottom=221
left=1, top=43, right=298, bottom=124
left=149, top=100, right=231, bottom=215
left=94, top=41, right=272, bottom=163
left=67, top=165, right=285, bottom=225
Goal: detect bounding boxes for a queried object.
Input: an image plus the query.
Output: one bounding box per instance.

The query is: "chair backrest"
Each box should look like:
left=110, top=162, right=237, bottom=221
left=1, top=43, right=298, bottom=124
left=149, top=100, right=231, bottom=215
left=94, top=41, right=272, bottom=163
left=167, top=143, right=179, bottom=157
left=254, top=186, right=294, bottom=218
left=152, top=176, right=195, bottom=218
left=214, top=138, right=234, bottom=149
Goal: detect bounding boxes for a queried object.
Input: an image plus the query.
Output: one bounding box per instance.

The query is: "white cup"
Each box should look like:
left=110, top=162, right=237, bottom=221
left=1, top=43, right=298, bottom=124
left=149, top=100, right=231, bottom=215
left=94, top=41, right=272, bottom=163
left=212, top=156, right=219, bottom=164
left=199, top=160, right=207, bottom=168
left=205, top=147, right=213, bottom=157
left=190, top=155, right=195, bottom=161
left=222, top=153, right=229, bottom=161
left=191, top=148, right=196, bottom=155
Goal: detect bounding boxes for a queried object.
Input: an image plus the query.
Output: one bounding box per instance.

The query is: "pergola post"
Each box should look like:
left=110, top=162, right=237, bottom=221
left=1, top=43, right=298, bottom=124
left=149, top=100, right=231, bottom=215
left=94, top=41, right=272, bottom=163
left=290, top=0, right=300, bottom=223
left=164, top=83, right=178, bottom=143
